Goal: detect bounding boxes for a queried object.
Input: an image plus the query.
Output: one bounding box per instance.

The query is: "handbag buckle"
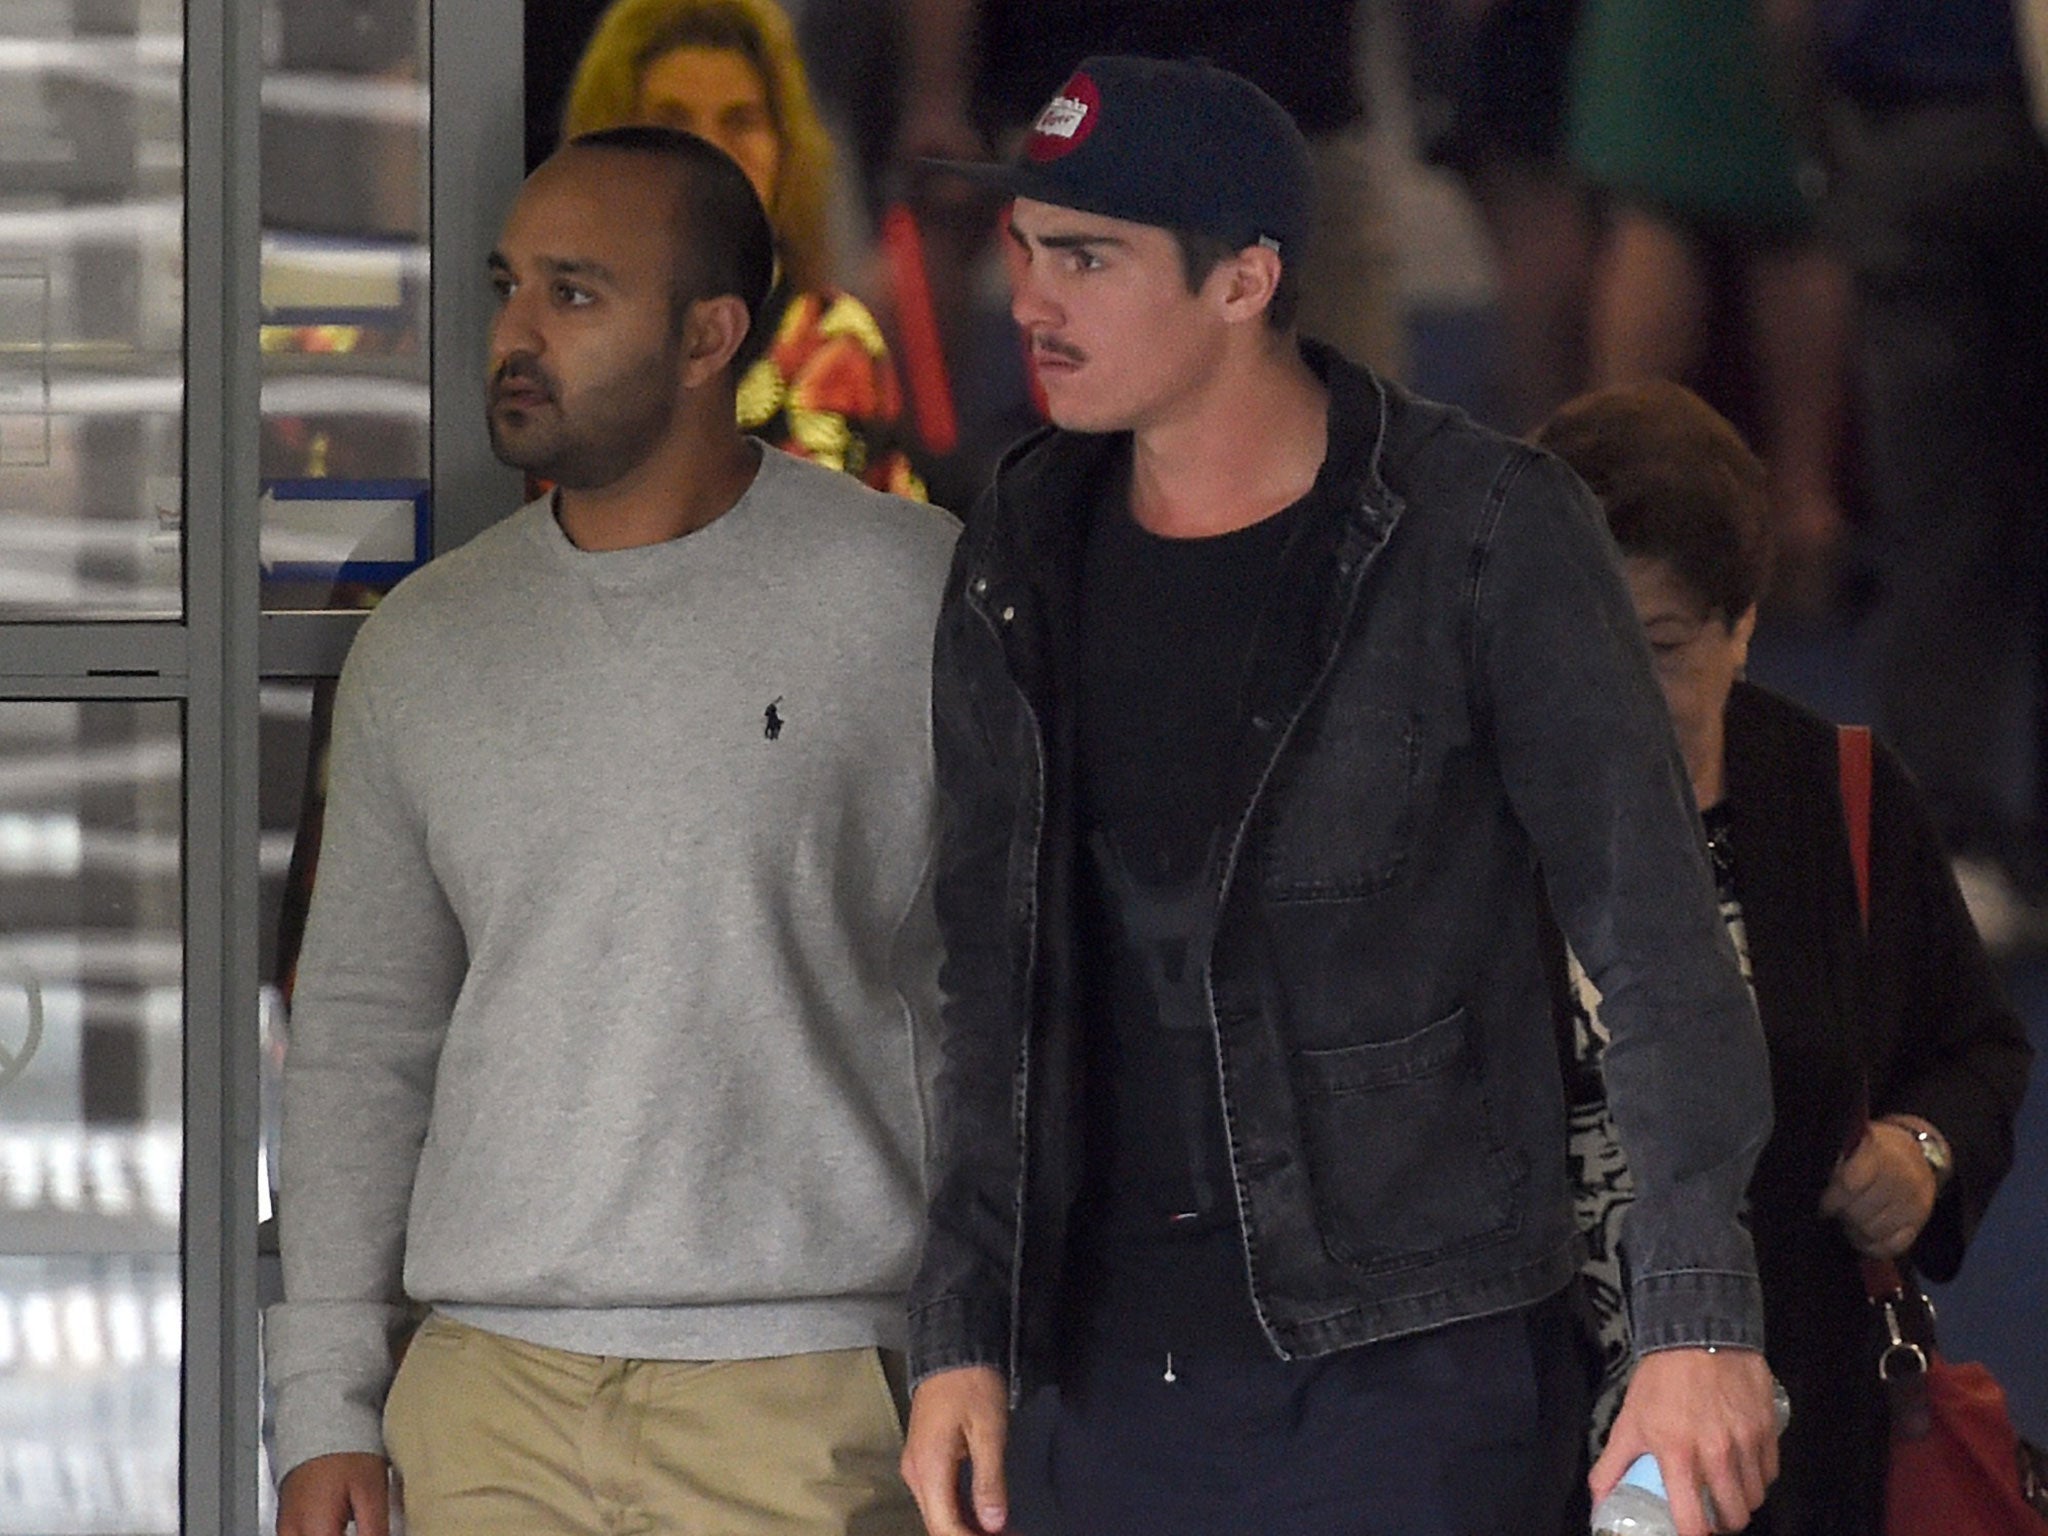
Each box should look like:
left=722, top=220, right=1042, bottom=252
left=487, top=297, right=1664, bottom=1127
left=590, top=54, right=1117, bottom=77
left=1876, top=1295, right=1935, bottom=1440
left=1878, top=1298, right=1930, bottom=1383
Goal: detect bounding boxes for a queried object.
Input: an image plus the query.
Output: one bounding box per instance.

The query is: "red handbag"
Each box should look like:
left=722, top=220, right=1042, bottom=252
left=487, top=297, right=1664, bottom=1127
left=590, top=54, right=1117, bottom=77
left=1838, top=725, right=2048, bottom=1535
left=1861, top=1257, right=2048, bottom=1535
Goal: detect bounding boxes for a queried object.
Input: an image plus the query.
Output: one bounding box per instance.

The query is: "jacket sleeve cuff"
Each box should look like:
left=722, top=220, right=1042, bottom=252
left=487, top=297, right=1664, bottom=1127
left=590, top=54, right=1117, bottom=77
left=907, top=1294, right=1009, bottom=1391
left=1628, top=1267, right=1767, bottom=1357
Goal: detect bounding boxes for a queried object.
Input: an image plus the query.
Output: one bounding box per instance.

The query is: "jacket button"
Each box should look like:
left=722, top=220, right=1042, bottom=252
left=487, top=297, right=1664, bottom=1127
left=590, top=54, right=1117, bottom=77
left=1000, top=605, right=1016, bottom=624
left=971, top=577, right=989, bottom=596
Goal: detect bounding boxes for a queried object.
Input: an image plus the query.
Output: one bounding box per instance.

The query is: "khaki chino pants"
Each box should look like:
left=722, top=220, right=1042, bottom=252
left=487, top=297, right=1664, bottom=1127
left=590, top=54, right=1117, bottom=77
left=383, top=1314, right=920, bottom=1536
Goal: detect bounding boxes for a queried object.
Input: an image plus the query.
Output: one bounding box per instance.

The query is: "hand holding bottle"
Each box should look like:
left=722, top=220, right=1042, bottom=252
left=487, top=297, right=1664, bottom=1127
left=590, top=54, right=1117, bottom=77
left=1592, top=1377, right=1791, bottom=1536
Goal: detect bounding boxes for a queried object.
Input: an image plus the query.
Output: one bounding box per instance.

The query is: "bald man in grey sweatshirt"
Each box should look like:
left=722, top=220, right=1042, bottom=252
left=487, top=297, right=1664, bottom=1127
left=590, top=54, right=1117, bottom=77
left=269, top=129, right=956, bottom=1536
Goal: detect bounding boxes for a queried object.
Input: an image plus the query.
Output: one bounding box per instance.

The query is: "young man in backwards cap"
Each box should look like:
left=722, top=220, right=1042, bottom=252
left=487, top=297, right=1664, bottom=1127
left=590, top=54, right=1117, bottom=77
left=900, top=55, right=1781, bottom=1536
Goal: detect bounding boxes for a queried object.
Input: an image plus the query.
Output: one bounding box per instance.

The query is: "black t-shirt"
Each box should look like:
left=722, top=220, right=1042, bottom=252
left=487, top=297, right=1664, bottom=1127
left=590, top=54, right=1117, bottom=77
left=974, top=1, right=1363, bottom=140
left=1067, top=465, right=1309, bottom=1362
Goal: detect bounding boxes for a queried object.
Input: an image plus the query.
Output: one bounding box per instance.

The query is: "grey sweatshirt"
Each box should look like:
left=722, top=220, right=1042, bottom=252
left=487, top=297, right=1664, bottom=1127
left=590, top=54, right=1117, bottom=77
left=267, top=446, right=959, bottom=1478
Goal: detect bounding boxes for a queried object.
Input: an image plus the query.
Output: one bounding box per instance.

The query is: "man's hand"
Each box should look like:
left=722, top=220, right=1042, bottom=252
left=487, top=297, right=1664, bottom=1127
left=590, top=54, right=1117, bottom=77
left=1591, top=1348, right=1779, bottom=1536
left=1819, top=1120, right=1938, bottom=1258
left=277, top=1452, right=390, bottom=1536
left=900, top=1365, right=1009, bottom=1536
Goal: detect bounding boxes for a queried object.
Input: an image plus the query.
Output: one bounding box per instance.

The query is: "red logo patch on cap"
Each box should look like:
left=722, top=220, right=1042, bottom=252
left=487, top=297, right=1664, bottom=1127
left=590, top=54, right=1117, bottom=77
left=1024, top=71, right=1100, bottom=163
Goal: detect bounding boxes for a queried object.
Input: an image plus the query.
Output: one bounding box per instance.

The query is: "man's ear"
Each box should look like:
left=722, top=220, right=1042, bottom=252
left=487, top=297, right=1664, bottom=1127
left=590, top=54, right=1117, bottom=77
left=679, top=294, right=753, bottom=389
left=1213, top=244, right=1283, bottom=327
left=1731, top=602, right=1760, bottom=669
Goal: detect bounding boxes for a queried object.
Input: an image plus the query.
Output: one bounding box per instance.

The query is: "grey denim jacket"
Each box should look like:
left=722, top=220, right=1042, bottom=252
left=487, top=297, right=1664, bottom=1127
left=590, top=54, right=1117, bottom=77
left=909, top=344, right=1771, bottom=1397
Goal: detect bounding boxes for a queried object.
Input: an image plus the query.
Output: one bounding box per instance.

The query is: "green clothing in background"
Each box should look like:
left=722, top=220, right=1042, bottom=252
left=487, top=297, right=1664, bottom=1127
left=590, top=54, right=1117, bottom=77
left=1571, top=0, right=1815, bottom=229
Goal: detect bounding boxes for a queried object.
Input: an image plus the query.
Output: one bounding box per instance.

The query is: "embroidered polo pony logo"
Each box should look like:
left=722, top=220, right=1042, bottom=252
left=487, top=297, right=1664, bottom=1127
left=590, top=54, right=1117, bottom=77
left=764, top=697, right=785, bottom=740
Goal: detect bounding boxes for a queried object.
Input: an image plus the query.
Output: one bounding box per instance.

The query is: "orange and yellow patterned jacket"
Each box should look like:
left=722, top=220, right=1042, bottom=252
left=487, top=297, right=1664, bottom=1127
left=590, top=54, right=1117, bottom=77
left=737, top=283, right=925, bottom=501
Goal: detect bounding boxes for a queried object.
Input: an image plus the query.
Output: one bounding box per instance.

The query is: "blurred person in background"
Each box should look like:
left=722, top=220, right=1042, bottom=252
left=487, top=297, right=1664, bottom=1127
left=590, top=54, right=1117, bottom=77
left=1537, top=379, right=2033, bottom=1536
left=566, top=0, right=925, bottom=497
left=1569, top=0, right=1852, bottom=614
left=1399, top=0, right=1596, bottom=432
left=1809, top=0, right=2048, bottom=951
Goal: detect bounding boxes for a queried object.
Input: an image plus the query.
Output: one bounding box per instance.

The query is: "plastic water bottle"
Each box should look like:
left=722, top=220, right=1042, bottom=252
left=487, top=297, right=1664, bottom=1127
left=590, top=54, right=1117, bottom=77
left=1590, top=1453, right=1686, bottom=1536
left=1590, top=1381, right=1791, bottom=1536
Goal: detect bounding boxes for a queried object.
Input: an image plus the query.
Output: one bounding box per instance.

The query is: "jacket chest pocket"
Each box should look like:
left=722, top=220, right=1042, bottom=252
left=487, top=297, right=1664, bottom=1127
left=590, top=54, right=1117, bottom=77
left=1262, top=705, right=1421, bottom=900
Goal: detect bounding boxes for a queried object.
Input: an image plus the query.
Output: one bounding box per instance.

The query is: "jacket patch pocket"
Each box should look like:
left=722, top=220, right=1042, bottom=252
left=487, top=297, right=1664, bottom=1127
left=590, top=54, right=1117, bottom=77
left=1292, top=1008, right=1523, bottom=1270
left=1263, top=706, right=1419, bottom=900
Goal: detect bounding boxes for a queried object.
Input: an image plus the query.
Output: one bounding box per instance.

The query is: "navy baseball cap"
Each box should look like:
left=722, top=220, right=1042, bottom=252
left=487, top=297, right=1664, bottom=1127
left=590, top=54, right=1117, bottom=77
left=925, top=54, right=1314, bottom=262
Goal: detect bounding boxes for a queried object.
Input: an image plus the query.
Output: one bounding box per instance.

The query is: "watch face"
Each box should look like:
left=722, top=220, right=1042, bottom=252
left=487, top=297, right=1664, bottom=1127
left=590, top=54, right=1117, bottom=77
left=1916, top=1129, right=1952, bottom=1174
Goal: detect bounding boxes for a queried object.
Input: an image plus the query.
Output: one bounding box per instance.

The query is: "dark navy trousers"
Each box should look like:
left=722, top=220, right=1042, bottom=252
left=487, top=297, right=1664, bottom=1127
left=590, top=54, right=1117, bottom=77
left=1004, top=1290, right=1592, bottom=1536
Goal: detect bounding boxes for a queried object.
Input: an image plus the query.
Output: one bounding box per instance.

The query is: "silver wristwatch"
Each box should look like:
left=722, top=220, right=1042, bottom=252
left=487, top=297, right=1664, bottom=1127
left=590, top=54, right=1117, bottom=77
left=1892, top=1119, right=1953, bottom=1187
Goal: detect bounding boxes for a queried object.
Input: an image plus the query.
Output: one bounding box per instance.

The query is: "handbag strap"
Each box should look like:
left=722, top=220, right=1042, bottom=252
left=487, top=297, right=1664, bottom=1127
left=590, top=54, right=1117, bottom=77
left=1839, top=722, right=1874, bottom=934
left=1836, top=725, right=1910, bottom=1306
left=1864, top=1256, right=1910, bottom=1304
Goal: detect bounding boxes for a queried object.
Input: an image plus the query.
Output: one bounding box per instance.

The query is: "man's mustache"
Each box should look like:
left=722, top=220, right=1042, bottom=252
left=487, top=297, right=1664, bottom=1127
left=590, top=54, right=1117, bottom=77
left=1032, top=334, right=1086, bottom=365
left=490, top=356, right=557, bottom=400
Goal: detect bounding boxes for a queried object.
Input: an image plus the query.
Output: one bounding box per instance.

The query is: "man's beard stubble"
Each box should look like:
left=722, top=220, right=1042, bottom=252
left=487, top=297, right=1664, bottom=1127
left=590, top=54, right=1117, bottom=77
left=487, top=338, right=684, bottom=491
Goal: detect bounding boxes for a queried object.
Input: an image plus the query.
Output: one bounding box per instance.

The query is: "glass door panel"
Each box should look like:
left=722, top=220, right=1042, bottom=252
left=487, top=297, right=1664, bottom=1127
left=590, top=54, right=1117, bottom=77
left=260, top=0, right=431, bottom=611
left=0, top=3, right=185, bottom=619
left=0, top=698, right=182, bottom=1536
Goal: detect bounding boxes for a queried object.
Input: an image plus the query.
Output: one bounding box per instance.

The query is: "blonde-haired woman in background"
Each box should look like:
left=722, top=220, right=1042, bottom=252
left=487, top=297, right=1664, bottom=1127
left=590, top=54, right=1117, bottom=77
left=565, top=0, right=924, bottom=497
